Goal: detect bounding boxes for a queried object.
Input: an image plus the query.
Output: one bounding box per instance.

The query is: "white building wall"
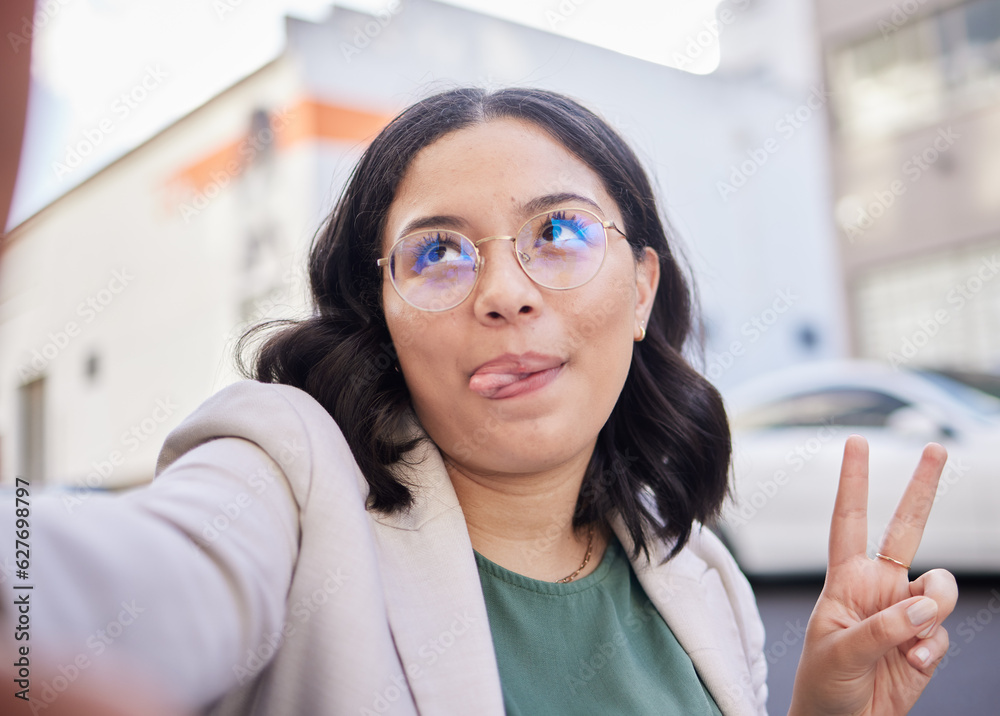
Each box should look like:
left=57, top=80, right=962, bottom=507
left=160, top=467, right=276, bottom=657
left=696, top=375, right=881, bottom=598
left=0, top=57, right=314, bottom=487
left=0, top=0, right=846, bottom=487
left=289, top=0, right=848, bottom=389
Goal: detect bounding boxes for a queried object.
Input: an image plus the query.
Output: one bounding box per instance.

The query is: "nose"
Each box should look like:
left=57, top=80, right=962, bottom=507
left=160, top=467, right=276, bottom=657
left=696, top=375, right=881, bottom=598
left=470, top=237, right=543, bottom=324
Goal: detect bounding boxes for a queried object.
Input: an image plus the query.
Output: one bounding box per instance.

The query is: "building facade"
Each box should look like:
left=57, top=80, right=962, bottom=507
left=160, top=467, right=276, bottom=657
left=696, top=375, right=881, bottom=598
left=0, top=0, right=845, bottom=488
left=816, top=0, right=1000, bottom=371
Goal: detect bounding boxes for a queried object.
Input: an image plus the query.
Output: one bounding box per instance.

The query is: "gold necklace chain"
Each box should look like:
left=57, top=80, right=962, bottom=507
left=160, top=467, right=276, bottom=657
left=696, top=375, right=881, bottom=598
left=555, top=524, right=596, bottom=583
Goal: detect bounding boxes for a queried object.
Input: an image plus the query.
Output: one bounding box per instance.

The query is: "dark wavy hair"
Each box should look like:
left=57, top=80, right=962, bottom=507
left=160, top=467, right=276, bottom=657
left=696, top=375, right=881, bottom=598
left=235, top=86, right=731, bottom=561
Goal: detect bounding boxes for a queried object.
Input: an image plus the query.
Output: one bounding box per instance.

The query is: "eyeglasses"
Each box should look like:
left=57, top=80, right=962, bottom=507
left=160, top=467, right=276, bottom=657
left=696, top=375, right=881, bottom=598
left=377, top=207, right=627, bottom=312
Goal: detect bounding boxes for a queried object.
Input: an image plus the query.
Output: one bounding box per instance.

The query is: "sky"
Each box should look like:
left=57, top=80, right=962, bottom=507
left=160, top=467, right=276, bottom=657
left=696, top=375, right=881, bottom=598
left=8, top=0, right=722, bottom=230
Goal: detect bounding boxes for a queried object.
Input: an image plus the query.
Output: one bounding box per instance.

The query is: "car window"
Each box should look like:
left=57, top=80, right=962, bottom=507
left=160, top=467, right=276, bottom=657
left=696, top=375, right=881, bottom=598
left=734, top=388, right=910, bottom=430
left=917, top=370, right=1000, bottom=416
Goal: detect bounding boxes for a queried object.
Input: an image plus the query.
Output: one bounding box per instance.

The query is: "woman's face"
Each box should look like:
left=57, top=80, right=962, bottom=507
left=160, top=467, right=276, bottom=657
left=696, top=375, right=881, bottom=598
left=381, top=118, right=659, bottom=478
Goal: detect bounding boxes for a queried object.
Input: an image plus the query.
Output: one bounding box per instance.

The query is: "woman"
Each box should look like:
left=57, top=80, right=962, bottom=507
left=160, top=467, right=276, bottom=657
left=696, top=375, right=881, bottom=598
left=1, top=87, right=957, bottom=715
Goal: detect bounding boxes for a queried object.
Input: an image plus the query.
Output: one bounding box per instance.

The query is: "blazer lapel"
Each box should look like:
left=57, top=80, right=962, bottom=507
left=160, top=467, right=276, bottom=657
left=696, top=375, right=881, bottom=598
left=612, top=516, right=757, bottom=716
left=367, top=416, right=754, bottom=716
left=368, top=434, right=506, bottom=716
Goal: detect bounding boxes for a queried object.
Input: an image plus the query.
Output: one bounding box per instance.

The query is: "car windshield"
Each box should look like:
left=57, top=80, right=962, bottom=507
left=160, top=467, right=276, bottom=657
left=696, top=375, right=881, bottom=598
left=916, top=370, right=1000, bottom=418
left=732, top=387, right=910, bottom=431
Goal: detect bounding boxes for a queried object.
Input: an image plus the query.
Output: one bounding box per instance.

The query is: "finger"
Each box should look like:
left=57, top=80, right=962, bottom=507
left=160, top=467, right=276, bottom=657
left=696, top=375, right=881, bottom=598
left=910, top=568, right=960, bottom=626
left=842, top=595, right=940, bottom=667
left=829, top=435, right=869, bottom=568
left=907, top=625, right=950, bottom=674
left=879, top=443, right=948, bottom=567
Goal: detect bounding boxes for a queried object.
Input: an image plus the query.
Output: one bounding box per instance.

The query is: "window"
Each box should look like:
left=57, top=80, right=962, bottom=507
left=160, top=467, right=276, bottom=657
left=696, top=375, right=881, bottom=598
left=854, top=238, right=1000, bottom=371
left=19, top=377, right=45, bottom=483
left=735, top=388, right=910, bottom=430
left=830, top=0, right=1000, bottom=137
left=830, top=19, right=946, bottom=136
left=945, top=0, right=1000, bottom=98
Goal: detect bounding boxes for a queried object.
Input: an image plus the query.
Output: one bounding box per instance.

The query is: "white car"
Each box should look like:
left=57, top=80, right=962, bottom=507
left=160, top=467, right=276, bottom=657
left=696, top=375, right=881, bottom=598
left=716, top=360, right=1000, bottom=576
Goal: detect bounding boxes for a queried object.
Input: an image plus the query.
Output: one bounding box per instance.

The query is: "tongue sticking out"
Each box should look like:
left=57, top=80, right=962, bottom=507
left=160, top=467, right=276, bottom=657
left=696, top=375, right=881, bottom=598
left=469, top=372, right=525, bottom=398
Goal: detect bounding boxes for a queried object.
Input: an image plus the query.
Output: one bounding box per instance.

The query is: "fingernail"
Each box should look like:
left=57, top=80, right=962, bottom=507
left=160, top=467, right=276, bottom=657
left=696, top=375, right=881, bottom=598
left=914, top=646, right=931, bottom=667
left=907, top=598, right=937, bottom=627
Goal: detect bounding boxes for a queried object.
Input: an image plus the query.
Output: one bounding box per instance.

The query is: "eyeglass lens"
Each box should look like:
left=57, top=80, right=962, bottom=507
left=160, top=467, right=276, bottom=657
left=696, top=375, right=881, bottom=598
left=388, top=208, right=608, bottom=310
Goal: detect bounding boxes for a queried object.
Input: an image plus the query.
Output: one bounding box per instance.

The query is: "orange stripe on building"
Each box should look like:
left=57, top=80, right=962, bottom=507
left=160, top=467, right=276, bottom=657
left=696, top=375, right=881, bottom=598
left=281, top=98, right=391, bottom=146
left=167, top=98, right=392, bottom=194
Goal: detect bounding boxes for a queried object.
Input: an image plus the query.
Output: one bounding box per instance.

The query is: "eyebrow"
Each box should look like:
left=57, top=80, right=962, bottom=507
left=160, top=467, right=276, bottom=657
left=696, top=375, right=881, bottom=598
left=395, top=192, right=605, bottom=239
left=522, top=192, right=603, bottom=216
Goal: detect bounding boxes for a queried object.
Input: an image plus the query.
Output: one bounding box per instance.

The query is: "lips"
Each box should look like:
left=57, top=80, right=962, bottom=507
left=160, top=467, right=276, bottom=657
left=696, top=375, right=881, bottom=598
left=469, top=352, right=566, bottom=399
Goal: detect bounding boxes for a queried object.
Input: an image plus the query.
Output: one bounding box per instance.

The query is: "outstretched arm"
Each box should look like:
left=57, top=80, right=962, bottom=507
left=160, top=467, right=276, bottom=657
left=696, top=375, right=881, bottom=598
left=788, top=435, right=958, bottom=716
left=0, top=436, right=300, bottom=713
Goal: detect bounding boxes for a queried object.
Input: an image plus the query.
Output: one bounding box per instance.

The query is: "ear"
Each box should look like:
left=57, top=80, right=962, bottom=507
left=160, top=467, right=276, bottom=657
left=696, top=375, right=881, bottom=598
left=634, top=247, right=660, bottom=339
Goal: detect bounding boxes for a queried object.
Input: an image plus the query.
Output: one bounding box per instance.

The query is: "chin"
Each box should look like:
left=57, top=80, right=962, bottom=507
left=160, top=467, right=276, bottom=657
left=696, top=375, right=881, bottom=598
left=455, top=421, right=597, bottom=473
left=460, top=448, right=585, bottom=478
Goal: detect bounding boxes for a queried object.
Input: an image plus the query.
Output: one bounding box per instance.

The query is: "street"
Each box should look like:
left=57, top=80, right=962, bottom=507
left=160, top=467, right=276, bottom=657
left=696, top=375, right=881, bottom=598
left=754, top=576, right=1000, bottom=715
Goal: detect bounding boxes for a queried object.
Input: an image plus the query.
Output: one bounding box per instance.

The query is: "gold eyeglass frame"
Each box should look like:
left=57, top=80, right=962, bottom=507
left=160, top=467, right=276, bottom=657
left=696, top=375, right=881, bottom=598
left=376, top=207, right=628, bottom=312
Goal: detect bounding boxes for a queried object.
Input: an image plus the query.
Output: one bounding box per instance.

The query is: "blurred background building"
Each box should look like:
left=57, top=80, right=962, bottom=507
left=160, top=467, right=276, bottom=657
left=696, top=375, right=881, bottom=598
left=818, top=0, right=1000, bottom=373
left=5, top=5, right=998, bottom=711
left=0, top=0, right=848, bottom=490
left=12, top=0, right=994, bottom=489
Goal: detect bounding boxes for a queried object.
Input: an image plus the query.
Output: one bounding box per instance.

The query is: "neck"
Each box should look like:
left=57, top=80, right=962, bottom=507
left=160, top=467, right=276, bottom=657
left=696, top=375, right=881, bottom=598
left=445, top=453, right=609, bottom=582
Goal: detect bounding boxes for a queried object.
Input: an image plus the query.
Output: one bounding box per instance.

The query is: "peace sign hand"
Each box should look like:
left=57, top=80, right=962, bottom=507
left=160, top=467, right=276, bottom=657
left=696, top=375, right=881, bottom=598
left=788, top=435, right=959, bottom=716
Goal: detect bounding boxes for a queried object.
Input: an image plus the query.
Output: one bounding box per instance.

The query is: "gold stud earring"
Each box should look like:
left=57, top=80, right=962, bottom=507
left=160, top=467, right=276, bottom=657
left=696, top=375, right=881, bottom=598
left=636, top=322, right=647, bottom=342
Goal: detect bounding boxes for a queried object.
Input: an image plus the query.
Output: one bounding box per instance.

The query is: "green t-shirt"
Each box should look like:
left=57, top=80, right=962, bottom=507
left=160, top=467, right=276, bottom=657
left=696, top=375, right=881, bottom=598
left=474, top=535, right=724, bottom=715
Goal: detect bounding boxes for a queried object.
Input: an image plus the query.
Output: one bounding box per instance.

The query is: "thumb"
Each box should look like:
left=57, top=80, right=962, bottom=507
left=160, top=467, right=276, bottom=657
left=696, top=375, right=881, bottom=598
left=845, top=597, right=939, bottom=666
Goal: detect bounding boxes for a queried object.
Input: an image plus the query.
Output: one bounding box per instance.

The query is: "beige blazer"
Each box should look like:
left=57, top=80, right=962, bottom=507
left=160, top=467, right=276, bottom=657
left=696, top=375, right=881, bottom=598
left=0, top=380, right=768, bottom=715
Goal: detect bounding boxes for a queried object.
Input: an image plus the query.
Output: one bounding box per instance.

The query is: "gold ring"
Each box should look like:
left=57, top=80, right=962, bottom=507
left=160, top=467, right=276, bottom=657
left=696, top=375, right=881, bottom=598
left=875, top=552, right=911, bottom=570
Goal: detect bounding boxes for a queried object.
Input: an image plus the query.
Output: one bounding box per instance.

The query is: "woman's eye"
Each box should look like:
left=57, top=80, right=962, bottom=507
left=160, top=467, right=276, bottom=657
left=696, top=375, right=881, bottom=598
left=538, top=213, right=587, bottom=244
left=540, top=222, right=562, bottom=242
left=425, top=244, right=448, bottom=262
left=412, top=234, right=467, bottom=272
